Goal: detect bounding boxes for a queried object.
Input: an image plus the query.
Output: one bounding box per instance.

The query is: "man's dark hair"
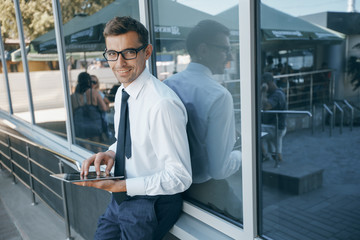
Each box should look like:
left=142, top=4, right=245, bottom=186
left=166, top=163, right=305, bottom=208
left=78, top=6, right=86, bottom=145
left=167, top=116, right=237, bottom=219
left=186, top=19, right=230, bottom=57
left=75, top=72, right=91, bottom=94
left=103, top=16, right=148, bottom=46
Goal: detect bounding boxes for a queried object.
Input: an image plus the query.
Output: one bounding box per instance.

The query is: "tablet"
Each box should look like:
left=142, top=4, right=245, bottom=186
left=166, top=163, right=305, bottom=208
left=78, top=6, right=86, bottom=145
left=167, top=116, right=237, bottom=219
left=50, top=171, right=124, bottom=183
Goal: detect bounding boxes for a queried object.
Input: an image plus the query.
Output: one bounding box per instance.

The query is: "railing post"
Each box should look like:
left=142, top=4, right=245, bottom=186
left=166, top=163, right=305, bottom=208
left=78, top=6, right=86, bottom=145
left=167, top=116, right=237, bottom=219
left=322, top=106, right=325, bottom=132
left=323, top=104, right=333, bottom=137
left=334, top=102, right=343, bottom=134
left=26, top=143, right=37, bottom=205
left=58, top=160, right=73, bottom=240
left=310, top=74, right=313, bottom=112
left=344, top=100, right=354, bottom=131
left=286, top=78, right=290, bottom=105
left=333, top=103, right=336, bottom=130
left=274, top=114, right=280, bottom=168
left=7, top=136, right=16, bottom=184
left=312, top=105, right=315, bottom=135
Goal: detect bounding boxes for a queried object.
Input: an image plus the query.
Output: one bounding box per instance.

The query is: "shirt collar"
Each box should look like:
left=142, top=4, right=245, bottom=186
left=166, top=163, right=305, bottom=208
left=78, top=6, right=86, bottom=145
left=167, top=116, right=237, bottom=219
left=187, top=62, right=213, bottom=78
left=120, top=67, right=150, bottom=100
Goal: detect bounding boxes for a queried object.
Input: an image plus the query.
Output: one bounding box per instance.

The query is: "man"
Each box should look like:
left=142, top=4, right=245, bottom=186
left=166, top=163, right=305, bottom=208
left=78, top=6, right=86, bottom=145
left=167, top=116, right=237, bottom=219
left=165, top=19, right=241, bottom=184
left=77, top=16, right=192, bottom=240
left=261, top=72, right=287, bottom=162
left=165, top=20, right=242, bottom=221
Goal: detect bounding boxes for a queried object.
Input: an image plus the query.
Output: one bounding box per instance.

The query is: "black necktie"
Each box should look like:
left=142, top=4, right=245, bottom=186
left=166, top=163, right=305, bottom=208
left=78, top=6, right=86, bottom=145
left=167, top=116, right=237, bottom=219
left=114, top=89, right=131, bottom=204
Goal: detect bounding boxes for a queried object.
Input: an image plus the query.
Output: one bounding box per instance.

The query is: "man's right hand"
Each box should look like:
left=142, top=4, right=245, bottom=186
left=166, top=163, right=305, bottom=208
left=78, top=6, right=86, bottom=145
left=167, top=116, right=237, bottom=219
left=80, top=151, right=116, bottom=176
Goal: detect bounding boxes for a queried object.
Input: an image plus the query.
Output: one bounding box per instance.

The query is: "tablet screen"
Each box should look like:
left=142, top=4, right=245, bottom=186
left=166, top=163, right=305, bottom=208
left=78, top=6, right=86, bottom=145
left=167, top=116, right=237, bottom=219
left=50, top=172, right=124, bottom=182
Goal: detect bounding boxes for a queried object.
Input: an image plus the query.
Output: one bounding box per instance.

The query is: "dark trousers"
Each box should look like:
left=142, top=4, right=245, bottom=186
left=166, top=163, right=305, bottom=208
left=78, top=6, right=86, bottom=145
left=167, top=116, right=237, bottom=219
left=95, top=193, right=182, bottom=240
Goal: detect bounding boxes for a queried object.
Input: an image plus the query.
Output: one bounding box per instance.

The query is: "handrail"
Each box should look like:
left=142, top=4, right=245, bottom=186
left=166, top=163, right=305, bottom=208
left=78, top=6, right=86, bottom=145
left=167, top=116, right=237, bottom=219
left=333, top=101, right=344, bottom=134
left=0, top=128, right=80, bottom=170
left=272, top=69, right=333, bottom=79
left=262, top=110, right=312, bottom=117
left=343, top=100, right=354, bottom=131
left=261, top=110, right=312, bottom=167
left=272, top=69, right=334, bottom=111
left=0, top=127, right=76, bottom=239
left=323, top=104, right=333, bottom=137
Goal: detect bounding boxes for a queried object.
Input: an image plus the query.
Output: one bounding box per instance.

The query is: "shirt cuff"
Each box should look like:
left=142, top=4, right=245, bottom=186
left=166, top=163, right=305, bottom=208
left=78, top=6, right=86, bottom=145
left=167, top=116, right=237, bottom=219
left=126, top=177, right=146, bottom=196
left=108, top=142, right=116, bottom=153
left=230, top=150, right=242, bottom=172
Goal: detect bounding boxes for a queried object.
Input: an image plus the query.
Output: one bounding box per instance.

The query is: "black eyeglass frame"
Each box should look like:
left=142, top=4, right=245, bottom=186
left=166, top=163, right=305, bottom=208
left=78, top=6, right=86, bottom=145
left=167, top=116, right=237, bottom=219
left=103, top=44, right=148, bottom=61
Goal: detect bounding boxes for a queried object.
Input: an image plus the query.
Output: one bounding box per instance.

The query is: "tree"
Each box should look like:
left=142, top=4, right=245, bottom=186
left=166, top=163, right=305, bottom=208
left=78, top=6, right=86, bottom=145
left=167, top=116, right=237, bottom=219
left=61, top=0, right=114, bottom=25
left=0, top=0, right=114, bottom=41
left=347, top=56, right=360, bottom=91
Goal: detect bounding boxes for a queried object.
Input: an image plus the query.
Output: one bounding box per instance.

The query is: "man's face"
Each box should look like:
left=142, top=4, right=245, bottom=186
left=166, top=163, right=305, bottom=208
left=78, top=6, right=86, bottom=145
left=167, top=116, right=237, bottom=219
left=204, top=33, right=233, bottom=75
left=105, top=31, right=152, bottom=88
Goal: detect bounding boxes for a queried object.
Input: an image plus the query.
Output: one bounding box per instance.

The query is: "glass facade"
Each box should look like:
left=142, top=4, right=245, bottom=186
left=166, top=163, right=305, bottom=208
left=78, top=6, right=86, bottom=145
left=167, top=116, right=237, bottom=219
left=0, top=0, right=359, bottom=239
left=152, top=0, right=243, bottom=224
left=62, top=0, right=139, bottom=151
left=0, top=74, right=9, bottom=113
left=258, top=1, right=360, bottom=239
left=28, top=0, right=67, bottom=138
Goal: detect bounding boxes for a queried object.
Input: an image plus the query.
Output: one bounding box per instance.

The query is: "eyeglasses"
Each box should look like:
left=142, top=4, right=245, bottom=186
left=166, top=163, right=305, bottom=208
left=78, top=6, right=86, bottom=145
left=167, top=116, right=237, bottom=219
left=206, top=43, right=231, bottom=55
left=103, top=44, right=148, bottom=61
left=91, top=81, right=98, bottom=84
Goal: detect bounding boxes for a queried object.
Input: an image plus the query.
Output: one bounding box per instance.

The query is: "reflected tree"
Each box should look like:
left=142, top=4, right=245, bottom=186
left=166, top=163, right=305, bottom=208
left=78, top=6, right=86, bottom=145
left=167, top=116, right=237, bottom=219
left=347, top=56, right=360, bottom=90
left=0, top=0, right=114, bottom=40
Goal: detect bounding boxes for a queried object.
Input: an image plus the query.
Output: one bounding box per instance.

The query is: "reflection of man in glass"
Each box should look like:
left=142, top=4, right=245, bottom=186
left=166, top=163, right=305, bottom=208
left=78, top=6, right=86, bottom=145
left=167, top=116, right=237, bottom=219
left=165, top=20, right=242, bottom=221
left=165, top=19, right=241, bottom=183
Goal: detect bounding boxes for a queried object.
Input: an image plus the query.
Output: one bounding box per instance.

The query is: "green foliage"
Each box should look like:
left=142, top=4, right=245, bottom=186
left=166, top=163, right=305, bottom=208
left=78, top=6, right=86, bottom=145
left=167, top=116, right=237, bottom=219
left=0, top=0, right=114, bottom=41
left=347, top=56, right=360, bottom=91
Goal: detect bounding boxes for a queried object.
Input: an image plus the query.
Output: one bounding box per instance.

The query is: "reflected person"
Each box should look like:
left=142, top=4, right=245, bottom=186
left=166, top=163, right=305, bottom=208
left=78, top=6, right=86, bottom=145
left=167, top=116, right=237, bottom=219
left=71, top=72, right=109, bottom=141
left=165, top=20, right=242, bottom=221
left=261, top=72, right=287, bottom=162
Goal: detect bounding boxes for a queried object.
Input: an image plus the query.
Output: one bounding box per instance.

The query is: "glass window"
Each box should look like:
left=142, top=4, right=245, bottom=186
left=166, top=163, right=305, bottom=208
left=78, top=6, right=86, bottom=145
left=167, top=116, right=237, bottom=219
left=20, top=0, right=66, bottom=139
left=3, top=1, right=31, bottom=122
left=259, top=1, right=360, bottom=239
left=153, top=0, right=243, bottom=225
left=0, top=68, right=9, bottom=113
left=58, top=0, right=139, bottom=152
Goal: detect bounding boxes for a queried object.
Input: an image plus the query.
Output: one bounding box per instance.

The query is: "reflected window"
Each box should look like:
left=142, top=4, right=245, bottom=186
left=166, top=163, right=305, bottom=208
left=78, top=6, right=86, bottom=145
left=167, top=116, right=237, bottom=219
left=59, top=0, right=139, bottom=151
left=153, top=0, right=243, bottom=224
left=259, top=1, right=359, bottom=239
left=0, top=74, right=9, bottom=113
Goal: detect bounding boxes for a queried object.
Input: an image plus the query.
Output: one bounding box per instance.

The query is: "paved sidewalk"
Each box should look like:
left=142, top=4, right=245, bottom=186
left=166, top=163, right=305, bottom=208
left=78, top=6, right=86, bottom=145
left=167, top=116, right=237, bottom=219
left=262, top=126, right=360, bottom=240
left=0, top=169, right=85, bottom=240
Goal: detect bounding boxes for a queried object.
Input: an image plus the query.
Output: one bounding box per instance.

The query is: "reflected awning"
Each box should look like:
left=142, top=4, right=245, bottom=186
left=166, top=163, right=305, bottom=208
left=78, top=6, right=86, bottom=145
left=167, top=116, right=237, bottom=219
left=30, top=0, right=139, bottom=54
left=10, top=46, right=103, bottom=62
left=216, top=3, right=344, bottom=49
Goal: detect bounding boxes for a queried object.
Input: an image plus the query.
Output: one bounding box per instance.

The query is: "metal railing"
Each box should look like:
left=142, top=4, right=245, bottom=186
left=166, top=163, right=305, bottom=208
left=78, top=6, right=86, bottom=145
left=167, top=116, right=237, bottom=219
left=333, top=101, right=344, bottom=134
left=0, top=128, right=78, bottom=240
left=343, top=100, right=354, bottom=131
left=273, top=69, right=334, bottom=111
left=322, top=100, right=354, bottom=136
left=261, top=110, right=312, bottom=168
left=322, top=104, right=333, bottom=137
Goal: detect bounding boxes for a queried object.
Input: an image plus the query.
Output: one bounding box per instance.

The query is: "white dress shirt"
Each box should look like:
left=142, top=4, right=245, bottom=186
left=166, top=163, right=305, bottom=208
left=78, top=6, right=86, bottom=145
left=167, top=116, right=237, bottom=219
left=165, top=63, right=241, bottom=183
left=108, top=68, right=192, bottom=196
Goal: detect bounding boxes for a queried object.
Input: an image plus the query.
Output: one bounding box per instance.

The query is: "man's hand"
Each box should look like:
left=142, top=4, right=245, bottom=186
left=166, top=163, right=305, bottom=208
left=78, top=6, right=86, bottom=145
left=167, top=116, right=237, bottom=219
left=80, top=151, right=116, bottom=176
left=261, top=82, right=268, bottom=93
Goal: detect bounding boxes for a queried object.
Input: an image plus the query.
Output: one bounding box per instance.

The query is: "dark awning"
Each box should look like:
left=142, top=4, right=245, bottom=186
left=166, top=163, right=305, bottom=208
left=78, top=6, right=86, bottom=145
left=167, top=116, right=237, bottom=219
left=30, top=0, right=139, bottom=54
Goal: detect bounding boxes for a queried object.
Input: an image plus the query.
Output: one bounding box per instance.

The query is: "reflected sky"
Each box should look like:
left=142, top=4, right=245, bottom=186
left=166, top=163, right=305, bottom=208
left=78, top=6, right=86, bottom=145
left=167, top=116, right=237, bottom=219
left=178, top=0, right=360, bottom=17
